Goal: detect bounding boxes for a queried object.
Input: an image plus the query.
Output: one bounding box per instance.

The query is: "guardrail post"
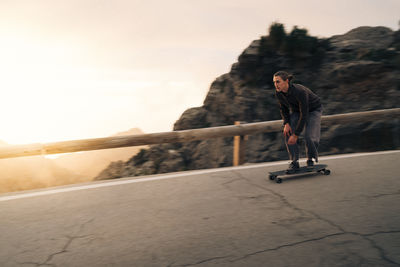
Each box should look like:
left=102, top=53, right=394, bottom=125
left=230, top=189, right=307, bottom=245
left=233, top=121, right=248, bottom=166
left=394, top=118, right=399, bottom=148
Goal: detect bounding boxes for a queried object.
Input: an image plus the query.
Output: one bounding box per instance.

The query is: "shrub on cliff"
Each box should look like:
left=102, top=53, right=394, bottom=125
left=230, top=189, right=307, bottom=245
left=260, top=22, right=328, bottom=67
left=268, top=22, right=286, bottom=51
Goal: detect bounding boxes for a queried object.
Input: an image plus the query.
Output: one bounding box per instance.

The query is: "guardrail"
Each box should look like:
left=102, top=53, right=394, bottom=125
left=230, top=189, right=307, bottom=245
left=0, top=108, right=399, bottom=161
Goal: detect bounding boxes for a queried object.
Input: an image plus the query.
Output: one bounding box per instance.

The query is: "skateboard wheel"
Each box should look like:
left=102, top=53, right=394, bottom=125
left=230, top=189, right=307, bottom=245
left=269, top=175, right=276, bottom=180
left=324, top=169, right=331, bottom=175
left=276, top=178, right=282, bottom=184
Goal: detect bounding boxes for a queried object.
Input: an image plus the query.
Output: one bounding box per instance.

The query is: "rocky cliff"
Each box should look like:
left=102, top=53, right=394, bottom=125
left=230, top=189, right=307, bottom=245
left=96, top=25, right=400, bottom=180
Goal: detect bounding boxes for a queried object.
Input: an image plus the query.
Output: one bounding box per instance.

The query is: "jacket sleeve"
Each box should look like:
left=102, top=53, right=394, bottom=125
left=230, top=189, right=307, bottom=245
left=275, top=93, right=290, bottom=126
left=294, top=90, right=309, bottom=136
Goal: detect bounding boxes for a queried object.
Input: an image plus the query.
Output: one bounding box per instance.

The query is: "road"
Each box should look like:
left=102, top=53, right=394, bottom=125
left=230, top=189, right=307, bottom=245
left=0, top=150, right=399, bottom=267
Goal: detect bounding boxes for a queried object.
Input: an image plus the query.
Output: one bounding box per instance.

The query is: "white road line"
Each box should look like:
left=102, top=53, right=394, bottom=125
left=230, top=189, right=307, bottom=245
left=1, top=150, right=399, bottom=202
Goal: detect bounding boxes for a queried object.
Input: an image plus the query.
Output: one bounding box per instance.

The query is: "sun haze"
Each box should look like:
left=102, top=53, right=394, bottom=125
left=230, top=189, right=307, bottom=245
left=0, top=0, right=398, bottom=145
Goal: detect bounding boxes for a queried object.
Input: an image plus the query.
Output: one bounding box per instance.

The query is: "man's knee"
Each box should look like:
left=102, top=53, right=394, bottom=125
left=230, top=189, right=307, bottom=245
left=305, top=136, right=319, bottom=144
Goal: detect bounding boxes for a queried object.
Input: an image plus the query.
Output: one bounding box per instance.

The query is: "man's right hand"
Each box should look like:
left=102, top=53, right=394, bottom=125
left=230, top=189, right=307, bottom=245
left=283, top=123, right=292, bottom=137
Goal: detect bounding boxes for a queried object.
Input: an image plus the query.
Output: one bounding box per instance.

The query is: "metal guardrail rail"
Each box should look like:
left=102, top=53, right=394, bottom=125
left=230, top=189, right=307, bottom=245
left=0, top=108, right=399, bottom=159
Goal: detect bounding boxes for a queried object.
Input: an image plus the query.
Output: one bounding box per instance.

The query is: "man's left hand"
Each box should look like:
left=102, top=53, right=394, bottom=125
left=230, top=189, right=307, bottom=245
left=288, top=134, right=298, bottom=145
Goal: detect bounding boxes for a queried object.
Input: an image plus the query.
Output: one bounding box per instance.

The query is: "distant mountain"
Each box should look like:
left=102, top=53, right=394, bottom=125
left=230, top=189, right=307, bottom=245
left=0, top=155, right=85, bottom=194
left=0, top=128, right=146, bottom=193
left=96, top=25, right=400, bottom=180
left=53, top=128, right=146, bottom=179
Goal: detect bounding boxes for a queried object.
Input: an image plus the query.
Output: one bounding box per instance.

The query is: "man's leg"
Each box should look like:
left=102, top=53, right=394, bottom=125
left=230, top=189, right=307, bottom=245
left=305, top=108, right=322, bottom=163
left=285, top=112, right=300, bottom=163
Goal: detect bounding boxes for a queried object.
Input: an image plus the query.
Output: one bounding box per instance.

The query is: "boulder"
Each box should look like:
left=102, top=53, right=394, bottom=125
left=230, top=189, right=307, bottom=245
left=330, top=26, right=394, bottom=51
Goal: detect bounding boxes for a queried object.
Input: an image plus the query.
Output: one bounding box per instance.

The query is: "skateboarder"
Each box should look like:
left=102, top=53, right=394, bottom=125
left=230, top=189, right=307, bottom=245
left=273, top=71, right=322, bottom=171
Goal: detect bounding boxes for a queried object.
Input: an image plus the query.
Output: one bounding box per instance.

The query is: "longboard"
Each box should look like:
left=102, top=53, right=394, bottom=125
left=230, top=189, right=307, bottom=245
left=269, top=164, right=330, bottom=183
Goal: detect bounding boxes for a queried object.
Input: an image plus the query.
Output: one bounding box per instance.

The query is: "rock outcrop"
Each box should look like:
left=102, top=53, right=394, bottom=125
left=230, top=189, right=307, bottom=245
left=96, top=25, right=400, bottom=180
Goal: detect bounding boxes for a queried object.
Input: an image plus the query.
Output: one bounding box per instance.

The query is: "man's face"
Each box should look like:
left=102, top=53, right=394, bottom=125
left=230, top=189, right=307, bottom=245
left=273, top=75, right=289, bottom=92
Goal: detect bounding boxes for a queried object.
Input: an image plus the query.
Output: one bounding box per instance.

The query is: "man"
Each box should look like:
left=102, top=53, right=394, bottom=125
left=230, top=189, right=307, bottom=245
left=273, top=71, right=323, bottom=171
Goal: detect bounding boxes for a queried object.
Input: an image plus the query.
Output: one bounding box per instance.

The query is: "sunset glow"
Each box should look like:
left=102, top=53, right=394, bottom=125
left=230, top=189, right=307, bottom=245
left=0, top=0, right=398, bottom=145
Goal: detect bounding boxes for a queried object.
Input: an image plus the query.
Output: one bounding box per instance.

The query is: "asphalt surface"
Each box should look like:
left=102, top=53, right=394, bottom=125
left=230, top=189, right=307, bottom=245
left=0, top=150, right=399, bottom=267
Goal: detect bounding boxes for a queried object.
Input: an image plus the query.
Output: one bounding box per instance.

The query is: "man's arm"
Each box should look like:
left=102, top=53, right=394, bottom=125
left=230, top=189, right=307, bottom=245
left=294, top=90, right=309, bottom=136
left=276, top=93, right=290, bottom=125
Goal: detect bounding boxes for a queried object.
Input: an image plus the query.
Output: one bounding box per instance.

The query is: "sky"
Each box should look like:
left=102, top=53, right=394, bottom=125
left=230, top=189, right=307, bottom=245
left=0, top=0, right=399, bottom=145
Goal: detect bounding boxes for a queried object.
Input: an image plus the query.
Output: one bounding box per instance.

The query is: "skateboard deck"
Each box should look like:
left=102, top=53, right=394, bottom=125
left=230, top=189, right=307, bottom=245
left=269, top=164, right=330, bottom=183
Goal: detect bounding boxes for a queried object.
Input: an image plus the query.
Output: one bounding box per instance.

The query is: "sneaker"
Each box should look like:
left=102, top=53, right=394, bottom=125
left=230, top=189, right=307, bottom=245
left=307, top=159, right=314, bottom=167
left=287, top=161, right=300, bottom=173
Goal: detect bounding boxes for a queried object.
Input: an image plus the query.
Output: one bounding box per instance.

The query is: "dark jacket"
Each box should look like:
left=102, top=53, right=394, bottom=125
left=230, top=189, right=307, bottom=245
left=275, top=83, right=321, bottom=136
